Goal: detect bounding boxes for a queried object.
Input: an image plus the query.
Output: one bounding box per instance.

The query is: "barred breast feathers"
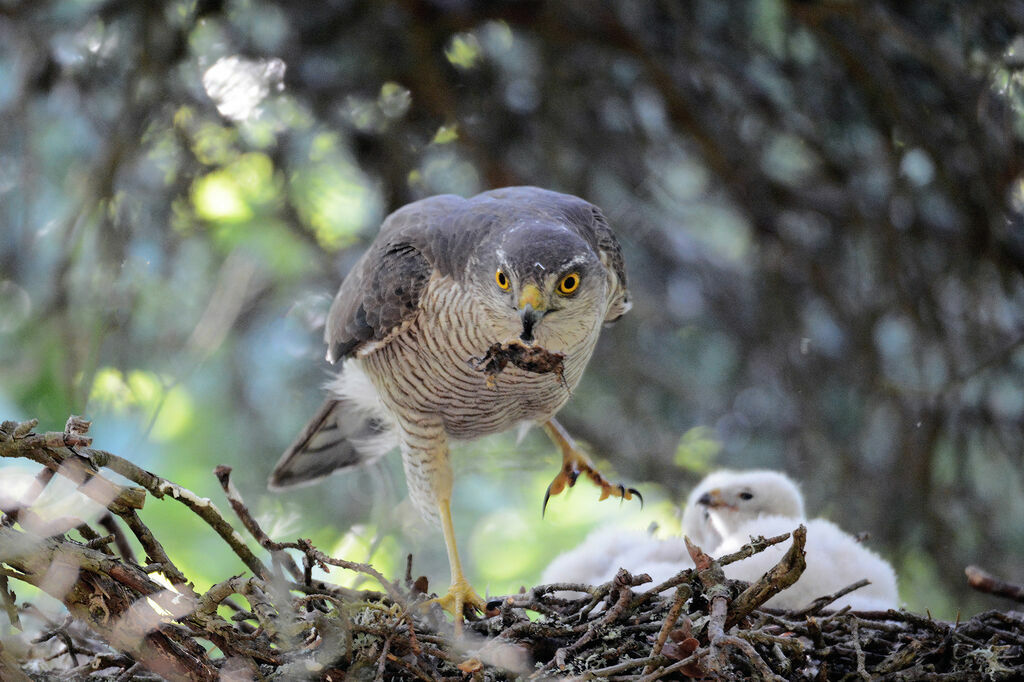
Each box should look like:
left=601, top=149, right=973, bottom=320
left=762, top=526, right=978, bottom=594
left=357, top=276, right=600, bottom=440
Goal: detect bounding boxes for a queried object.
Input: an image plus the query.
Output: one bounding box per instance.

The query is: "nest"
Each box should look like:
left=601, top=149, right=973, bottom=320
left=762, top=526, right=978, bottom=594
left=2, top=417, right=1022, bottom=680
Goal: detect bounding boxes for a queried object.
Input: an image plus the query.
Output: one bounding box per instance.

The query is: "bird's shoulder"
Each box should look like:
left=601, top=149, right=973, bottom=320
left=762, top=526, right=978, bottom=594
left=322, top=193, right=503, bottom=361
left=324, top=187, right=628, bottom=361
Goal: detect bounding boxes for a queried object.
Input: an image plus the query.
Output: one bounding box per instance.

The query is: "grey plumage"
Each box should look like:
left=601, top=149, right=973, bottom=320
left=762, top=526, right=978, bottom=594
left=269, top=185, right=630, bottom=622
left=267, top=397, right=388, bottom=490
left=323, top=187, right=628, bottom=363
left=270, top=187, right=629, bottom=514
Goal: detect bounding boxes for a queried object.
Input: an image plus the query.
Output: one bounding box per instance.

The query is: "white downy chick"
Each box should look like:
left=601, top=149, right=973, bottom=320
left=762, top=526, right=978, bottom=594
left=543, top=469, right=899, bottom=612
left=540, top=525, right=691, bottom=590
left=685, top=469, right=898, bottom=610
left=715, top=515, right=900, bottom=611
left=543, top=469, right=805, bottom=592
left=681, top=469, right=806, bottom=552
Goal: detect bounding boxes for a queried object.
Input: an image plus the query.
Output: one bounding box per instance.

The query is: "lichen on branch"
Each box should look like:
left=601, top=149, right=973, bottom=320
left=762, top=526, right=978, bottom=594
left=2, top=417, right=1023, bottom=680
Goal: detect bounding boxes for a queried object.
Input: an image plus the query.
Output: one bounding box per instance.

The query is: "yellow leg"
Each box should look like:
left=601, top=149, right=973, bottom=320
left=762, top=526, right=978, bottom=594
left=541, top=418, right=642, bottom=515
left=427, top=496, right=487, bottom=634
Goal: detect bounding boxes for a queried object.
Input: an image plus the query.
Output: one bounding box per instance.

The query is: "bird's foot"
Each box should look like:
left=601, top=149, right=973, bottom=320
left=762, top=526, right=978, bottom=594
left=426, top=577, right=487, bottom=634
left=542, top=444, right=643, bottom=515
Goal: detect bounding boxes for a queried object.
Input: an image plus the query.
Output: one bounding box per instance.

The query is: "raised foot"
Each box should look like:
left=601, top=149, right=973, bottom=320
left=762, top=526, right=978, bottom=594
left=425, top=578, right=488, bottom=634
left=542, top=446, right=643, bottom=515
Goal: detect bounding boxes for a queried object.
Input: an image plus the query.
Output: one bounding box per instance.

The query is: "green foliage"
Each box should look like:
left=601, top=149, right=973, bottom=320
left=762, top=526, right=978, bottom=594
left=674, top=426, right=722, bottom=474
left=2, top=0, right=1024, bottom=630
left=445, top=33, right=483, bottom=70
left=87, top=368, right=194, bottom=442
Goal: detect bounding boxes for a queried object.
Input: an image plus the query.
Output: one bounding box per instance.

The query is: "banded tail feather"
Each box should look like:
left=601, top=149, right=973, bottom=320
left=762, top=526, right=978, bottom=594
left=268, top=397, right=393, bottom=490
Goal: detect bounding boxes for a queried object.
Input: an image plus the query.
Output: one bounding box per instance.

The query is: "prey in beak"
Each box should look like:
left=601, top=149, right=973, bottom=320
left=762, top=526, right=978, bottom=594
left=517, top=282, right=547, bottom=343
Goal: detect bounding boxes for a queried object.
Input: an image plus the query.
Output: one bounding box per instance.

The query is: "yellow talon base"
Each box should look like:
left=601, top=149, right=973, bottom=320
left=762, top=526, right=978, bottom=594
left=427, top=578, right=488, bottom=621
left=430, top=496, right=487, bottom=635
left=542, top=419, right=642, bottom=515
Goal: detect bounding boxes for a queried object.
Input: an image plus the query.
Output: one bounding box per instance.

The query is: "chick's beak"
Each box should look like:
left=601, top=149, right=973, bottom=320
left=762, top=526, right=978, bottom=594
left=697, top=489, right=725, bottom=508
left=517, top=283, right=547, bottom=343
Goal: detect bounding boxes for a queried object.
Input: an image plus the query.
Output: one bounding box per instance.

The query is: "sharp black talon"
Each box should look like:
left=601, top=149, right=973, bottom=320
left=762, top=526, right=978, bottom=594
left=617, top=483, right=626, bottom=504
left=629, top=487, right=644, bottom=508
left=542, top=486, right=553, bottom=517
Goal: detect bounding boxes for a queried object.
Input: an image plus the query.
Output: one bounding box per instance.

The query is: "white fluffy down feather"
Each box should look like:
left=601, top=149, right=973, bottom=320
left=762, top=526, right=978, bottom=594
left=681, top=469, right=805, bottom=552
left=716, top=515, right=899, bottom=611
left=542, top=469, right=899, bottom=611
left=540, top=526, right=693, bottom=589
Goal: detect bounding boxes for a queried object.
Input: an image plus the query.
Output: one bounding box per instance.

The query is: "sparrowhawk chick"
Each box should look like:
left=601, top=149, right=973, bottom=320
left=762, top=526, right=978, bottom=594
left=269, top=186, right=635, bottom=627
left=544, top=469, right=899, bottom=612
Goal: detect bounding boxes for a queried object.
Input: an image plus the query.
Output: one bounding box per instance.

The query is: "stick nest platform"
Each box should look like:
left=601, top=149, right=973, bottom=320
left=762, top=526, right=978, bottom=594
left=2, top=417, right=1022, bottom=680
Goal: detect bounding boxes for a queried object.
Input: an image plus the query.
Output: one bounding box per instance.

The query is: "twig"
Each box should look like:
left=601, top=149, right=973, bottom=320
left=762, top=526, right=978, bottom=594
left=874, top=636, right=928, bottom=675
left=1, top=524, right=218, bottom=680
left=791, top=578, right=871, bottom=617
left=213, top=465, right=302, bottom=581
left=114, top=662, right=142, bottom=682
left=715, top=531, right=793, bottom=567
left=374, top=633, right=393, bottom=681
left=852, top=619, right=871, bottom=680
left=686, top=531, right=799, bottom=679
left=0, top=434, right=146, bottom=513
left=118, top=509, right=189, bottom=586
left=0, top=572, right=19, bottom=628
left=534, top=568, right=638, bottom=676
left=84, top=533, right=116, bottom=550
left=72, top=523, right=111, bottom=556
left=711, top=635, right=786, bottom=681
left=34, top=615, right=81, bottom=667
left=20, top=467, right=55, bottom=512
left=965, top=565, right=1024, bottom=603
left=582, top=653, right=671, bottom=678
left=87, top=448, right=271, bottom=581
left=97, top=514, right=137, bottom=565
left=726, top=525, right=808, bottom=628
left=635, top=652, right=701, bottom=682
left=0, top=419, right=268, bottom=581
left=285, top=538, right=422, bottom=654
left=643, top=583, right=691, bottom=675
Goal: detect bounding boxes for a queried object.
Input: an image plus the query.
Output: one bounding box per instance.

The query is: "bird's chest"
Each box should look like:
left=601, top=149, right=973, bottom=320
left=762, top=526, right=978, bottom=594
left=362, top=285, right=598, bottom=439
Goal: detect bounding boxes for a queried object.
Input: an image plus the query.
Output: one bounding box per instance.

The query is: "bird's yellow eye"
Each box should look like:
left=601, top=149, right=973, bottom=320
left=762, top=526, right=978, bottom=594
left=557, top=272, right=580, bottom=295
left=495, top=269, right=510, bottom=290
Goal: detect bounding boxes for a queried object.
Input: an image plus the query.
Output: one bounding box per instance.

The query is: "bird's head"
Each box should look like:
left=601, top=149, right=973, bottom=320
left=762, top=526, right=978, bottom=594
left=682, top=469, right=806, bottom=550
left=473, top=223, right=608, bottom=349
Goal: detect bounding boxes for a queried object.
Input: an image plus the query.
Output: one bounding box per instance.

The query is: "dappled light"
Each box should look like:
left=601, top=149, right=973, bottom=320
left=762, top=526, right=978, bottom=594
left=3, top=0, right=1024, bottom=678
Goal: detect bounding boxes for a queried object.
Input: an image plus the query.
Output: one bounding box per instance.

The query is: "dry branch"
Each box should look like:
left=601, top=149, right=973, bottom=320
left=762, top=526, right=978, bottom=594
left=3, top=416, right=1024, bottom=680
left=965, top=565, right=1024, bottom=604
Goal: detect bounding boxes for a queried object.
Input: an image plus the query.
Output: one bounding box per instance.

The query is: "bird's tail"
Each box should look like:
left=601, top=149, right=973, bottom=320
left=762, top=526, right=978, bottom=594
left=268, top=396, right=394, bottom=491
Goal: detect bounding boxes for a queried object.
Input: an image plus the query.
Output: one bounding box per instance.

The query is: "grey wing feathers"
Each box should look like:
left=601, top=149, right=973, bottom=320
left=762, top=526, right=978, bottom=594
left=323, top=187, right=629, bottom=362
left=586, top=206, right=631, bottom=322
left=324, top=204, right=445, bottom=363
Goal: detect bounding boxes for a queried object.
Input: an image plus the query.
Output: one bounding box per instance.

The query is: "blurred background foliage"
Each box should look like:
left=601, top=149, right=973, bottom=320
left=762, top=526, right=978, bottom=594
left=2, top=0, right=1024, bottom=620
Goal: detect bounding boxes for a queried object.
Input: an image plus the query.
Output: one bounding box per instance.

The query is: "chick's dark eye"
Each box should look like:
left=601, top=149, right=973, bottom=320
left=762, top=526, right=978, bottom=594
left=738, top=491, right=754, bottom=501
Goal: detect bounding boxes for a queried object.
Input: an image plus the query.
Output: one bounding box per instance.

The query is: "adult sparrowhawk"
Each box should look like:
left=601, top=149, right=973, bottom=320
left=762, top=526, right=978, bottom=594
left=269, top=186, right=637, bottom=628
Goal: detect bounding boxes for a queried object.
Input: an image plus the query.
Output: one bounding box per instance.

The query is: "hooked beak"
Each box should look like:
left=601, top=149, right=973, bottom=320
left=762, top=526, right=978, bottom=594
left=697, top=489, right=727, bottom=508
left=517, top=283, right=547, bottom=343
